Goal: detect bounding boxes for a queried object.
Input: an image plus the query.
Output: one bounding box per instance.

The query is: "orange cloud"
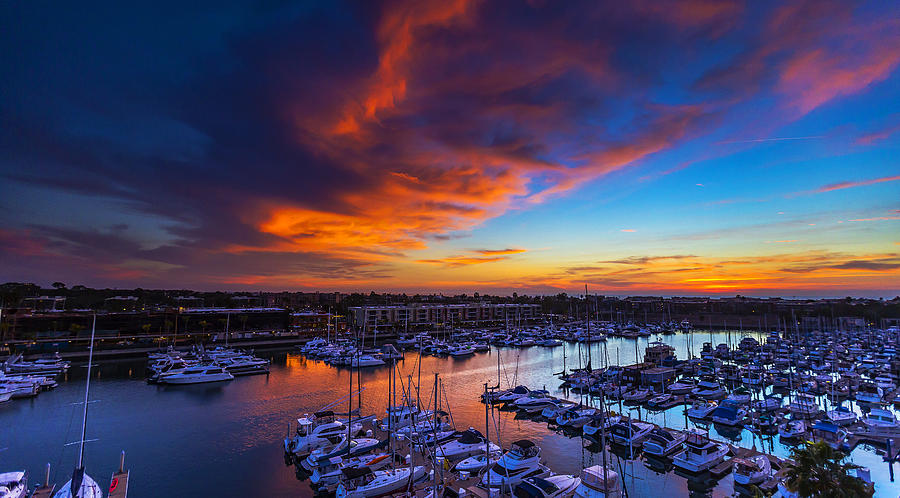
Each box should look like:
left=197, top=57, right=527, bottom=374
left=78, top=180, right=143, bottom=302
left=816, top=175, right=900, bottom=193
left=621, top=229, right=636, bottom=232
left=473, top=248, right=527, bottom=255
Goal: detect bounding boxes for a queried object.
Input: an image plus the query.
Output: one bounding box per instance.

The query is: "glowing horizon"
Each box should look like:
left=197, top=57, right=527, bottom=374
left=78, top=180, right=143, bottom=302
left=1, top=1, right=898, bottom=297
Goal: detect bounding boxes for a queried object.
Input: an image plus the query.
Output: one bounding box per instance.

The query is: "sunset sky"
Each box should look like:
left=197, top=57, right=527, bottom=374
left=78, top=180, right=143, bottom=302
left=1, top=1, right=899, bottom=296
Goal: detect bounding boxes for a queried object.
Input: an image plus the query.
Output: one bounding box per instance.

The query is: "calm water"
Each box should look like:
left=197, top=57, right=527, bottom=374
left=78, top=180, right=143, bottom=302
left=2, top=331, right=899, bottom=497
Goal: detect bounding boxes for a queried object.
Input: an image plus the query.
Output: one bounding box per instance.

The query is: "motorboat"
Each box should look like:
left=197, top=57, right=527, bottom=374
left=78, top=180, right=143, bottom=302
left=555, top=406, right=596, bottom=428
left=710, top=403, right=747, bottom=427
left=498, top=386, right=531, bottom=404
left=855, top=383, right=883, bottom=404
left=454, top=451, right=501, bottom=474
left=335, top=465, right=427, bottom=498
left=751, top=396, right=782, bottom=413
left=156, top=365, right=234, bottom=384
left=608, top=421, right=653, bottom=447
left=310, top=453, right=393, bottom=492
left=686, top=400, right=717, bottom=419
left=672, top=432, right=728, bottom=473
left=514, top=391, right=559, bottom=413
left=217, top=355, right=269, bottom=376
left=0, top=471, right=26, bottom=498
left=582, top=414, right=621, bottom=438
left=541, top=401, right=576, bottom=420
left=304, top=437, right=382, bottom=470
left=666, top=380, right=695, bottom=395
left=642, top=428, right=687, bottom=457
left=574, top=465, right=622, bottom=498
left=809, top=420, right=849, bottom=450
left=622, top=388, right=651, bottom=403
left=863, top=408, right=899, bottom=429
left=351, top=355, right=385, bottom=368
left=826, top=405, right=857, bottom=426
left=692, top=380, right=727, bottom=400
left=381, top=405, right=431, bottom=431
left=285, top=411, right=362, bottom=457
left=513, top=474, right=581, bottom=498
left=481, top=440, right=550, bottom=491
left=788, top=393, right=819, bottom=419
left=448, top=345, right=476, bottom=357
left=435, top=429, right=500, bottom=461
left=778, top=419, right=806, bottom=440
left=725, top=387, right=751, bottom=405
left=732, top=454, right=771, bottom=486
left=646, top=393, right=672, bottom=409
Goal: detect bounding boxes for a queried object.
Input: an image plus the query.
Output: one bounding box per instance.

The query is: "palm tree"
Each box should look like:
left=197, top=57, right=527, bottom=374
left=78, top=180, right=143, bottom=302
left=783, top=441, right=873, bottom=497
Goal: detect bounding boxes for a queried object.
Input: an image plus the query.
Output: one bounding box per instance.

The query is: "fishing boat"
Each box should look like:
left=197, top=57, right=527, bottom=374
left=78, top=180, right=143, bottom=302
left=574, top=465, right=622, bottom=498
left=672, top=432, right=728, bottom=473
left=732, top=454, right=771, bottom=486
left=513, top=474, right=581, bottom=498
left=480, top=440, right=550, bottom=492
left=642, top=428, right=687, bottom=457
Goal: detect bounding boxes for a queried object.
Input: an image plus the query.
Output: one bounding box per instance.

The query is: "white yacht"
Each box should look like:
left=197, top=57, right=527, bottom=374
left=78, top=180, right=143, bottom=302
left=583, top=414, right=620, bottom=437
left=381, top=405, right=431, bottom=431
left=454, top=451, right=501, bottom=474
left=285, top=411, right=362, bottom=457
left=555, top=406, right=596, bottom=428
left=686, top=400, right=717, bottom=419
left=672, top=433, right=728, bottom=473
left=310, top=453, right=392, bottom=492
left=481, top=440, right=550, bottom=492
left=863, top=408, right=899, bottom=429
left=435, top=429, right=499, bottom=461
left=778, top=419, right=806, bottom=439
left=751, top=396, right=782, bottom=413
left=514, top=474, right=581, bottom=498
left=691, top=380, right=727, bottom=400
left=666, top=379, right=695, bottom=395
left=304, top=437, right=382, bottom=471
left=351, top=355, right=385, bottom=368
left=448, top=345, right=476, bottom=357
left=497, top=386, right=531, bottom=404
left=514, top=391, right=559, bottom=413
left=0, top=471, right=27, bottom=498
left=574, top=465, right=622, bottom=498
left=608, top=421, right=653, bottom=447
left=732, top=454, right=771, bottom=485
left=157, top=365, right=233, bottom=384
left=336, top=465, right=427, bottom=498
left=642, top=428, right=687, bottom=457
left=826, top=405, right=857, bottom=426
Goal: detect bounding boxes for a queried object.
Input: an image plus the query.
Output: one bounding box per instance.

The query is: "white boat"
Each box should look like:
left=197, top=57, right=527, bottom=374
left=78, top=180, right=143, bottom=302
left=454, top=451, right=500, bottom=473
left=809, top=420, right=849, bottom=450
left=498, top=386, right=531, bottom=404
left=863, top=408, right=899, bottom=429
left=285, top=411, right=362, bottom=457
left=672, top=433, right=728, bottom=473
left=622, top=388, right=651, bottom=403
left=351, top=355, right=385, bottom=368
left=691, top=380, right=727, bottom=400
left=666, top=380, right=695, bottom=395
left=555, top=406, right=596, bottom=428
left=52, top=472, right=103, bottom=498
left=646, top=393, right=672, bottom=409
left=435, top=429, right=499, bottom=461
left=574, top=465, right=622, bottom=498
left=0, top=471, right=27, bottom=498
left=608, top=421, right=653, bottom=447
left=448, top=345, right=476, bottom=357
left=381, top=405, right=431, bottom=431
left=725, top=387, right=751, bottom=405
left=733, top=454, right=771, bottom=485
left=642, top=428, right=687, bottom=457
left=710, top=404, right=747, bottom=426
left=336, top=465, right=427, bottom=498
left=751, top=397, right=782, bottom=413
left=826, top=405, right=858, bottom=426
left=778, top=419, right=806, bottom=439
left=686, top=400, right=717, bottom=419
left=514, top=474, right=581, bottom=498
left=157, top=365, right=234, bottom=384
left=481, top=440, right=550, bottom=491
left=541, top=401, right=576, bottom=420
left=514, top=391, right=559, bottom=413
left=304, top=437, right=382, bottom=470
left=310, top=453, right=393, bottom=491
left=855, top=384, right=884, bottom=404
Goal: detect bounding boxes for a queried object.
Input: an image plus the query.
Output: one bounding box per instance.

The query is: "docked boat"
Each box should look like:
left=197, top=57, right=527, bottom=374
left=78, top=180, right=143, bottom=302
left=480, top=440, right=550, bottom=491
left=725, top=387, right=751, bottom=405
left=826, top=405, right=858, bottom=426
left=435, top=429, right=499, bottom=461
left=335, top=465, right=427, bottom=498
left=692, top=379, right=727, bottom=400
left=351, top=355, right=385, bottom=368
left=608, top=421, right=653, bottom=447
left=582, top=414, right=621, bottom=438
left=0, top=471, right=27, bottom=498
left=855, top=383, right=883, bottom=404
left=686, top=400, right=717, bottom=419
left=454, top=451, right=501, bottom=473
left=751, top=396, right=782, bottom=413
left=732, top=454, right=771, bottom=486
left=642, top=428, right=687, bottom=457
left=646, top=393, right=672, bottom=409
left=672, top=433, right=728, bottom=473
left=666, top=380, right=695, bottom=395
left=710, top=403, right=747, bottom=427
left=497, top=386, right=531, bottom=404
left=514, top=474, right=581, bottom=498
left=303, top=437, right=382, bottom=471
left=778, top=419, right=806, bottom=440
left=514, top=391, right=558, bottom=413
left=310, top=453, right=393, bottom=491
left=555, top=406, right=595, bottom=428
left=156, top=365, right=234, bottom=384
left=862, top=408, right=899, bottom=429
left=574, top=465, right=622, bottom=498
left=809, top=420, right=849, bottom=450
left=788, top=393, right=819, bottom=419
left=285, top=411, right=363, bottom=457
left=448, top=345, right=476, bottom=357
left=622, top=388, right=651, bottom=403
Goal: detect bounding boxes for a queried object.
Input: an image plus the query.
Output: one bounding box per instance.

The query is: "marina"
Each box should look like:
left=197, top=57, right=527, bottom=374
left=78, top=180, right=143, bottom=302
left=4, top=327, right=900, bottom=496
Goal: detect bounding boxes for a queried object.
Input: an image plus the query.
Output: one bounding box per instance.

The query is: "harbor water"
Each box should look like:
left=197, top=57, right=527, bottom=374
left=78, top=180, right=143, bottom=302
left=3, top=330, right=899, bottom=497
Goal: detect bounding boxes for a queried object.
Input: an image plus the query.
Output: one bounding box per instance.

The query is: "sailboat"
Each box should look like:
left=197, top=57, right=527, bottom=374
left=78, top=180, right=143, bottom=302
left=54, top=315, right=104, bottom=498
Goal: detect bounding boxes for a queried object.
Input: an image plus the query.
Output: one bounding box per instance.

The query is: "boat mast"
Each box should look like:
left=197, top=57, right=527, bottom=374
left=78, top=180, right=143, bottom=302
left=78, top=314, right=97, bottom=470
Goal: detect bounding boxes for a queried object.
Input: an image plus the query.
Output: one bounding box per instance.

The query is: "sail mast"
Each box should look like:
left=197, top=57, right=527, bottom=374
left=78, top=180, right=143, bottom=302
left=78, top=314, right=97, bottom=469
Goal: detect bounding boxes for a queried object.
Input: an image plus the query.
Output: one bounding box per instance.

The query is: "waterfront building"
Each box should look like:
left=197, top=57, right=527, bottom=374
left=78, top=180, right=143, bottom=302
left=348, top=303, right=540, bottom=329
